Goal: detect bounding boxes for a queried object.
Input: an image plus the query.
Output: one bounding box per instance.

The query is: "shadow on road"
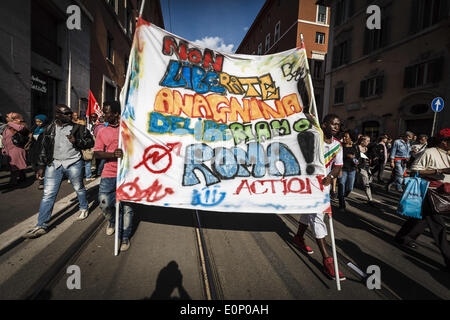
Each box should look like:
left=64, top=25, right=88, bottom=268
left=143, top=261, right=191, bottom=300
left=335, top=238, right=443, bottom=299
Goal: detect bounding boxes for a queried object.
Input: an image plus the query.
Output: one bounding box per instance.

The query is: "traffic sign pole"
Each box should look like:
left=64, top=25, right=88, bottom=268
left=431, top=97, right=444, bottom=137
left=431, top=112, right=437, bottom=137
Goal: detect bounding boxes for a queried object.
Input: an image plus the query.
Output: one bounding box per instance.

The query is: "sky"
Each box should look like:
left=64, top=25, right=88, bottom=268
left=160, top=0, right=265, bottom=54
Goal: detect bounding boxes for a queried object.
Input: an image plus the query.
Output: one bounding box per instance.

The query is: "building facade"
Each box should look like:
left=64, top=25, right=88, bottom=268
left=319, top=0, right=449, bottom=139
left=235, top=0, right=330, bottom=118
left=82, top=0, right=164, bottom=113
left=0, top=0, right=164, bottom=125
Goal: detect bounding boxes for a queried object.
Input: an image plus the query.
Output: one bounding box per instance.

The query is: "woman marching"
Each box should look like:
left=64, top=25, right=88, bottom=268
left=1, top=113, right=29, bottom=186
left=29, top=114, right=48, bottom=189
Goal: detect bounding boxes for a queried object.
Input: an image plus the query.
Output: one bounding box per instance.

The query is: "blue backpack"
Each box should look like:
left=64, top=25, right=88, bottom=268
left=397, top=174, right=430, bottom=219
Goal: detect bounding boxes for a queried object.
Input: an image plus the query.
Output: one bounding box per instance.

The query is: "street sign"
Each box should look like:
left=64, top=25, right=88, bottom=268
left=431, top=97, right=444, bottom=112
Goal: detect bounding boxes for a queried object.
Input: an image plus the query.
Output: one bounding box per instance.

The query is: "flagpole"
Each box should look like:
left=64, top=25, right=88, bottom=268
left=113, top=0, right=146, bottom=256
left=300, top=33, right=341, bottom=291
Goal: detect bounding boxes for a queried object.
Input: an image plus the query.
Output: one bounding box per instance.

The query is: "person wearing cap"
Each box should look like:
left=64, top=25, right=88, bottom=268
left=394, top=129, right=450, bottom=271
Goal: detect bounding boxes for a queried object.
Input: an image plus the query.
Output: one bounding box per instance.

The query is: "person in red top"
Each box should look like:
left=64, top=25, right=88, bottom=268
left=94, top=101, right=133, bottom=252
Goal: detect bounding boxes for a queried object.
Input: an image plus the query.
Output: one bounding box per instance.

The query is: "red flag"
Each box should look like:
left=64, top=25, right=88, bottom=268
left=87, top=90, right=102, bottom=118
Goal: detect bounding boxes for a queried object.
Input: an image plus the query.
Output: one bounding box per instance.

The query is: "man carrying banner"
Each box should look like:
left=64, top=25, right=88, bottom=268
left=293, top=114, right=346, bottom=281
left=94, top=101, right=134, bottom=252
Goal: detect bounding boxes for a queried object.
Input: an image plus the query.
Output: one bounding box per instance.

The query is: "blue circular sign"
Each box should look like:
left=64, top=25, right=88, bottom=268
left=431, top=97, right=444, bottom=112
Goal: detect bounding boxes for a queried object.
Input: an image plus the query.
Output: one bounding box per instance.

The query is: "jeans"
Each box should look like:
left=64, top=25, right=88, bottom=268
left=37, top=160, right=88, bottom=228
left=358, top=168, right=373, bottom=201
left=393, top=160, right=406, bottom=191
left=84, top=160, right=92, bottom=179
left=338, top=170, right=356, bottom=209
left=99, top=177, right=134, bottom=240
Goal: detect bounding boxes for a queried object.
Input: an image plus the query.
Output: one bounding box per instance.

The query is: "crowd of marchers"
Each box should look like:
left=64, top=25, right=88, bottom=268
left=0, top=102, right=132, bottom=252
left=0, top=107, right=448, bottom=272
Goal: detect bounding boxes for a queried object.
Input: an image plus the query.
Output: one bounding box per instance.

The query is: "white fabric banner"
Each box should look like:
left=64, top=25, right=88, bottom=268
left=117, top=19, right=331, bottom=214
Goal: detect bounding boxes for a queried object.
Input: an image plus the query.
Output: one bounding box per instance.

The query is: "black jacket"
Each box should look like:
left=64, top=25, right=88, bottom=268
left=36, top=121, right=94, bottom=168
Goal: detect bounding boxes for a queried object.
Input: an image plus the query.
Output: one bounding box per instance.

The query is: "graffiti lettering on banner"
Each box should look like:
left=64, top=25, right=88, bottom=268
left=117, top=19, right=329, bottom=213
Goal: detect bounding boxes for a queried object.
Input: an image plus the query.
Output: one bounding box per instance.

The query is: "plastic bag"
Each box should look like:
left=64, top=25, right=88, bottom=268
left=397, top=174, right=430, bottom=219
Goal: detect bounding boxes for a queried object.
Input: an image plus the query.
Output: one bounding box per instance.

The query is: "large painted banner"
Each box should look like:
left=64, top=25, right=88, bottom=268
left=117, top=19, right=330, bottom=214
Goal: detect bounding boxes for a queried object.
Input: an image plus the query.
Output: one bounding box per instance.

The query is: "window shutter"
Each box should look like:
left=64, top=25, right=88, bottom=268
left=345, top=40, right=351, bottom=64
left=403, top=66, right=413, bottom=88
left=428, top=57, right=444, bottom=83
left=360, top=80, right=367, bottom=97
left=409, top=0, right=420, bottom=34
left=376, top=75, right=384, bottom=95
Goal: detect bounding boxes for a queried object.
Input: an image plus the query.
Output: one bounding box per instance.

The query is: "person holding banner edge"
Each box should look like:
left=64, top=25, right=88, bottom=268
left=94, top=101, right=134, bottom=252
left=293, top=114, right=346, bottom=281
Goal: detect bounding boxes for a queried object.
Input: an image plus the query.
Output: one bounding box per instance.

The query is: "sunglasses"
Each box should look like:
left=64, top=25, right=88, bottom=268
left=57, top=110, right=73, bottom=116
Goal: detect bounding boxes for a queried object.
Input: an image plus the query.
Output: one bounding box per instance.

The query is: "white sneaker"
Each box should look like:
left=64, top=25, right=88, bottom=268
left=23, top=227, right=47, bottom=239
left=120, top=238, right=130, bottom=252
left=77, top=209, right=89, bottom=220
left=106, top=222, right=115, bottom=236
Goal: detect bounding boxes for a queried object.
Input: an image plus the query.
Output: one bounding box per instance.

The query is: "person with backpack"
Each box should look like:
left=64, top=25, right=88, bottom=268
left=23, top=104, right=95, bottom=239
left=1, top=113, right=29, bottom=186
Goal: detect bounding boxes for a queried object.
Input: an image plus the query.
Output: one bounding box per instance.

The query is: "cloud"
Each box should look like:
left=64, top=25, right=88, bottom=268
left=243, top=26, right=249, bottom=31
left=193, top=36, right=235, bottom=54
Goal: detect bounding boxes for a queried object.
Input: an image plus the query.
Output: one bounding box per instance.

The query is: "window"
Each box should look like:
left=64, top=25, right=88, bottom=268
left=107, top=33, right=114, bottom=62
left=258, top=43, right=262, bottom=55
left=332, top=40, right=350, bottom=68
left=363, top=19, right=389, bottom=54
left=403, top=57, right=444, bottom=88
left=313, top=60, right=323, bottom=79
left=360, top=75, right=384, bottom=98
left=317, top=5, right=327, bottom=24
left=104, top=79, right=116, bottom=103
left=265, top=33, right=271, bottom=52
left=274, top=21, right=280, bottom=42
left=410, top=0, right=444, bottom=33
left=315, top=32, right=325, bottom=44
left=335, top=0, right=354, bottom=26
left=334, top=87, right=344, bottom=105
left=31, top=1, right=61, bottom=65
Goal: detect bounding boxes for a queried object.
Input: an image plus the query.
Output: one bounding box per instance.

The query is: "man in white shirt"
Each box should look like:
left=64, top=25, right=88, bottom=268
left=293, top=114, right=345, bottom=281
left=394, top=129, right=450, bottom=271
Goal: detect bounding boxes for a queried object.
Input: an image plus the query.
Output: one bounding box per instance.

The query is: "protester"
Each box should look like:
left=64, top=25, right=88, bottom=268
left=386, top=131, right=414, bottom=192
left=293, top=113, right=345, bottom=280
left=394, top=129, right=450, bottom=271
left=94, top=101, right=134, bottom=252
left=370, top=135, right=389, bottom=183
left=71, top=112, right=94, bottom=182
left=409, top=134, right=428, bottom=167
left=88, top=113, right=101, bottom=177
left=1, top=113, right=29, bottom=186
left=93, top=115, right=106, bottom=176
left=356, top=135, right=375, bottom=206
left=29, top=114, right=49, bottom=189
left=337, top=130, right=358, bottom=211
left=23, top=104, right=94, bottom=239
left=0, top=114, right=7, bottom=170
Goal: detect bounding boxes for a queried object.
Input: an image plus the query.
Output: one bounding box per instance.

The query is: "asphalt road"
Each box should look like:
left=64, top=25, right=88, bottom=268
left=0, top=167, right=78, bottom=234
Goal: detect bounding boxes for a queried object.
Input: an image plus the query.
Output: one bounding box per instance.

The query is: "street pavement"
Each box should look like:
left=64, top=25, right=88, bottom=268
left=0, top=167, right=76, bottom=234
left=0, top=168, right=448, bottom=300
